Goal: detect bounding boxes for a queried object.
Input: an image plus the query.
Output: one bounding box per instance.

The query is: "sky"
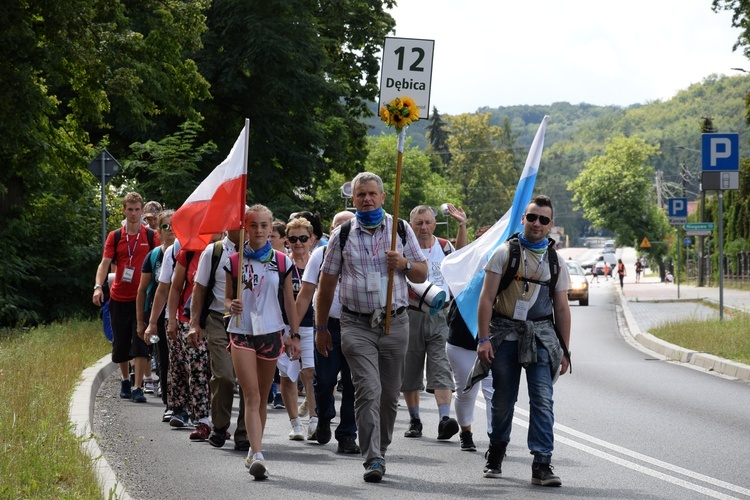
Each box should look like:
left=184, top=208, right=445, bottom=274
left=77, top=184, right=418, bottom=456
left=385, top=0, right=750, bottom=115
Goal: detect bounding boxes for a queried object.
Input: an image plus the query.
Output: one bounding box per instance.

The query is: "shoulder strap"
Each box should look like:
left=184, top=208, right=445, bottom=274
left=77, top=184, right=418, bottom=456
left=497, top=235, right=522, bottom=294
left=339, top=219, right=352, bottom=253
left=207, top=240, right=224, bottom=291
left=112, top=227, right=123, bottom=262
left=146, top=228, right=155, bottom=249
left=396, top=218, right=407, bottom=246
left=547, top=242, right=559, bottom=300
left=149, top=245, right=161, bottom=271
left=436, top=237, right=452, bottom=256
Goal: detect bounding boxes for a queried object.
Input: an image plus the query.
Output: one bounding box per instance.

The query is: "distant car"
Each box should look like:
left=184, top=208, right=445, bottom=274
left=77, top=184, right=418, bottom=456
left=603, top=240, right=616, bottom=254
left=565, top=260, right=589, bottom=306
left=592, top=253, right=617, bottom=277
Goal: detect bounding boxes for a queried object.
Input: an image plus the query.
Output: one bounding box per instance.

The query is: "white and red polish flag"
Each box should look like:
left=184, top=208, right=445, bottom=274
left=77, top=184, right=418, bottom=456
left=172, top=121, right=248, bottom=251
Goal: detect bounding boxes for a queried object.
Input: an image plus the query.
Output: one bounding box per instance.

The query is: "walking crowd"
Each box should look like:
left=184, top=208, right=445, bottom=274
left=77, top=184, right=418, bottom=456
left=93, top=172, right=572, bottom=486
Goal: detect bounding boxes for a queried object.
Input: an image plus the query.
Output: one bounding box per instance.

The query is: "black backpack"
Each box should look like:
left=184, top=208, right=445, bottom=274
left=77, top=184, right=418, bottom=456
left=497, top=232, right=559, bottom=299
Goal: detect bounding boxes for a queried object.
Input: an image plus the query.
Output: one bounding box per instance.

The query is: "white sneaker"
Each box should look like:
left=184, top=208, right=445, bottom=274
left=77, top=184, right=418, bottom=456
left=144, top=378, right=155, bottom=394
left=307, top=417, right=319, bottom=440
left=298, top=400, right=309, bottom=417
left=288, top=418, right=305, bottom=441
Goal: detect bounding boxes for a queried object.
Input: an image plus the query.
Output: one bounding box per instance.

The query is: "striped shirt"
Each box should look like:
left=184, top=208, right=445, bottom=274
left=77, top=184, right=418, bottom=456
left=321, top=214, right=426, bottom=314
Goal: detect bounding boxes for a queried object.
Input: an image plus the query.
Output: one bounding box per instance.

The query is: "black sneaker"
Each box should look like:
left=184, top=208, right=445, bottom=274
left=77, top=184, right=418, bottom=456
left=483, top=443, right=507, bottom=478
left=131, top=387, right=147, bottom=403
left=119, top=379, right=132, bottom=399
left=273, top=393, right=285, bottom=409
left=437, top=416, right=459, bottom=440
left=208, top=426, right=228, bottom=448
left=234, top=440, right=250, bottom=452
left=404, top=418, right=422, bottom=438
left=459, top=430, right=476, bottom=451
left=337, top=438, right=361, bottom=454
left=363, top=458, right=386, bottom=483
left=532, top=462, right=562, bottom=487
left=316, top=419, right=332, bottom=444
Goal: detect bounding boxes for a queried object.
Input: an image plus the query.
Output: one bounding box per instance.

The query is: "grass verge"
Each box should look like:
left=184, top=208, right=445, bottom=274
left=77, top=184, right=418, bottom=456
left=650, top=312, right=750, bottom=365
left=0, top=320, right=111, bottom=499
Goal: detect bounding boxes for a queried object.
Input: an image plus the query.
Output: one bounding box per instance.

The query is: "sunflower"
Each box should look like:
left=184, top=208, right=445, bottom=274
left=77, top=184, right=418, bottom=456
left=380, top=96, right=420, bottom=131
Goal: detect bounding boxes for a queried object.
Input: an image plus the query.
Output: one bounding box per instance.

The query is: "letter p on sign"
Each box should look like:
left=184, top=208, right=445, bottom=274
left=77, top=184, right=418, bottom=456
left=702, top=133, right=740, bottom=172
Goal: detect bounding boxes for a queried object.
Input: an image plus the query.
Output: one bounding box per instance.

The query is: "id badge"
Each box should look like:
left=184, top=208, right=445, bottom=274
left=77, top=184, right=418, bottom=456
left=366, top=272, right=381, bottom=292
left=513, top=300, right=529, bottom=321
left=250, top=310, right=265, bottom=335
left=122, top=266, right=135, bottom=283
left=379, top=276, right=389, bottom=307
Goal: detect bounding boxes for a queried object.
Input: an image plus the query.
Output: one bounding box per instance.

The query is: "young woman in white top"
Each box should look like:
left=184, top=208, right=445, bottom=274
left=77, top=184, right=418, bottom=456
left=225, top=205, right=300, bottom=480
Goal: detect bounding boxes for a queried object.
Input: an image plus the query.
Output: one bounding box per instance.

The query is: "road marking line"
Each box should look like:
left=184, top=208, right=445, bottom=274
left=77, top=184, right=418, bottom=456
left=474, top=401, right=749, bottom=498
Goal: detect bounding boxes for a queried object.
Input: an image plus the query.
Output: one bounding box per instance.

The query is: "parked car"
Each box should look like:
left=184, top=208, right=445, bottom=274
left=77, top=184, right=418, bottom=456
left=565, top=260, right=589, bottom=306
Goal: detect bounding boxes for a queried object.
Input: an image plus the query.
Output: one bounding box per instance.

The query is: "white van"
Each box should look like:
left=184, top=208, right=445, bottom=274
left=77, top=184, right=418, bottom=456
left=603, top=240, right=615, bottom=254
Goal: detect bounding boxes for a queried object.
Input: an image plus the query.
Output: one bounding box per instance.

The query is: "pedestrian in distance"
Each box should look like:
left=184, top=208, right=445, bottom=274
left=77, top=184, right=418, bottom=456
left=476, top=195, right=571, bottom=487
left=617, top=258, right=626, bottom=289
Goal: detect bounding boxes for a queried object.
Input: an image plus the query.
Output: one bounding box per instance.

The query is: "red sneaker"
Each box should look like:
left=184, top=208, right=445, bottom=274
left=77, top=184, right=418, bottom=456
left=190, top=422, right=211, bottom=441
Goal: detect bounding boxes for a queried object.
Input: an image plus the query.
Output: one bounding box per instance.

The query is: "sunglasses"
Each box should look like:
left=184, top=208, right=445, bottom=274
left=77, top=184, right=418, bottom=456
left=524, top=213, right=551, bottom=225
left=287, top=235, right=310, bottom=244
left=160, top=223, right=172, bottom=231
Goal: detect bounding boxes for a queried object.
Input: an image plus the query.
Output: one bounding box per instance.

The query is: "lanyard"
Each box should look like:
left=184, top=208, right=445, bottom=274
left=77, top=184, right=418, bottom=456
left=358, top=228, right=384, bottom=272
left=521, top=248, right=546, bottom=296
left=124, top=228, right=141, bottom=267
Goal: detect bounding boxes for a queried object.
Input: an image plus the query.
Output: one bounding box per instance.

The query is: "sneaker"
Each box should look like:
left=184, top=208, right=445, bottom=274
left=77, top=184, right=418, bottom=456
left=307, top=417, right=319, bottom=441
left=143, top=378, right=155, bottom=394
left=532, top=462, right=562, bottom=487
left=248, top=458, right=269, bottom=480
left=119, top=379, right=132, bottom=399
left=437, top=416, right=459, bottom=440
left=162, top=409, right=173, bottom=423
left=234, top=440, right=250, bottom=452
left=131, top=387, right=147, bottom=403
left=316, top=420, right=332, bottom=445
left=459, top=430, right=476, bottom=451
left=404, top=418, right=422, bottom=438
left=363, top=458, right=386, bottom=483
left=298, top=400, right=309, bottom=417
left=288, top=418, right=305, bottom=441
left=273, top=393, right=285, bottom=409
left=190, top=422, right=211, bottom=441
left=208, top=426, right=229, bottom=447
left=169, top=410, right=190, bottom=428
left=483, top=443, right=507, bottom=478
left=337, top=438, right=360, bottom=454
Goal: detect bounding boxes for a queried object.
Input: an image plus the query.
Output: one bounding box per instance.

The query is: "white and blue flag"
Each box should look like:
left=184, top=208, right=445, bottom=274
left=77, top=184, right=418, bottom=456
left=440, top=116, right=549, bottom=337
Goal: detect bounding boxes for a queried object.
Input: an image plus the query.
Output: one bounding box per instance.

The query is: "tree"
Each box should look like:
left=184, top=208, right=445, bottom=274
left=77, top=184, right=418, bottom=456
left=425, top=106, right=451, bottom=167
left=196, top=0, right=396, bottom=206
left=445, top=113, right=516, bottom=227
left=569, top=135, right=671, bottom=266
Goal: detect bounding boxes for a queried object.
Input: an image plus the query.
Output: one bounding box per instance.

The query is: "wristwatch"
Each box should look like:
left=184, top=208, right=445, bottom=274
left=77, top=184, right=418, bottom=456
left=404, top=260, right=413, bottom=273
left=289, top=333, right=301, bottom=340
left=93, top=284, right=103, bottom=290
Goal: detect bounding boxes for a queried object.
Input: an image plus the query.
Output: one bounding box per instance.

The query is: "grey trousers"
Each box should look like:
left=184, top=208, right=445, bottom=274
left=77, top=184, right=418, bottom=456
left=341, top=309, right=409, bottom=464
left=205, top=310, right=246, bottom=441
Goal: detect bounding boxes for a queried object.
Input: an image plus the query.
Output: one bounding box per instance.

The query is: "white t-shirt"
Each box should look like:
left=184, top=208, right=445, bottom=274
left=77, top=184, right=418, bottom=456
left=421, top=236, right=455, bottom=296
left=194, top=237, right=238, bottom=313
left=227, top=252, right=292, bottom=336
left=301, top=245, right=343, bottom=319
left=158, top=244, right=176, bottom=284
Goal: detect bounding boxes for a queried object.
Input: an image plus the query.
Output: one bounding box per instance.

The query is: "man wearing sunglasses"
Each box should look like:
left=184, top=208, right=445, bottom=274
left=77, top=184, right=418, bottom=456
left=476, top=195, right=571, bottom=487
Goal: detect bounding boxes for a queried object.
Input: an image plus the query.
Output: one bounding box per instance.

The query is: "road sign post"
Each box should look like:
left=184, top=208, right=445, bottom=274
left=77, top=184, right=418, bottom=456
left=87, top=150, right=121, bottom=248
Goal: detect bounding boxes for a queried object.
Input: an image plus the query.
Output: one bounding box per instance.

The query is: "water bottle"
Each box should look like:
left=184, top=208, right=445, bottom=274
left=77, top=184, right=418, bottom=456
left=149, top=334, right=160, bottom=345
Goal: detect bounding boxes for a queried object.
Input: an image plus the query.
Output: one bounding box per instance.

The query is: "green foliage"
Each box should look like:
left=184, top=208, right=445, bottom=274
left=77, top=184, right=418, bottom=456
left=125, top=121, right=217, bottom=209
left=445, top=113, right=517, bottom=228
left=426, top=107, right=452, bottom=167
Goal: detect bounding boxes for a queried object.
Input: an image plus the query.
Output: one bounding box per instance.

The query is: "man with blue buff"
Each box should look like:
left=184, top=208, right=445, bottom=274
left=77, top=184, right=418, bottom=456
left=316, top=172, right=428, bottom=483
left=476, top=195, right=571, bottom=486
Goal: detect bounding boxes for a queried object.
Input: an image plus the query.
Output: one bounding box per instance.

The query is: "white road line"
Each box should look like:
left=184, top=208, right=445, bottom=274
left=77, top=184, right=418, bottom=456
left=474, top=400, right=749, bottom=498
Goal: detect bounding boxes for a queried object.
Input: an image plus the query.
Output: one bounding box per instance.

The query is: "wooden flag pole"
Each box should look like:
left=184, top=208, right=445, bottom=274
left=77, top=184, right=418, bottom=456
left=384, top=128, right=406, bottom=334
left=235, top=118, right=250, bottom=328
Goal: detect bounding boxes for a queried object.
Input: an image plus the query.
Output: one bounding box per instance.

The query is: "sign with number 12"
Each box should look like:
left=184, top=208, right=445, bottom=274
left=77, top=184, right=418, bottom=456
left=379, top=37, right=434, bottom=120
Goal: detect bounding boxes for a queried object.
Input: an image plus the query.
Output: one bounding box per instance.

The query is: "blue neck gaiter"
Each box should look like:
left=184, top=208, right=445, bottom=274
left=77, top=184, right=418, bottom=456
left=355, top=207, right=385, bottom=229
left=518, top=233, right=549, bottom=253
left=244, top=240, right=273, bottom=262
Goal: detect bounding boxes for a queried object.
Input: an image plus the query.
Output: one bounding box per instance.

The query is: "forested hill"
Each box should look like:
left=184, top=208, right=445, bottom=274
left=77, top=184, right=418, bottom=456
left=366, top=73, right=750, bottom=238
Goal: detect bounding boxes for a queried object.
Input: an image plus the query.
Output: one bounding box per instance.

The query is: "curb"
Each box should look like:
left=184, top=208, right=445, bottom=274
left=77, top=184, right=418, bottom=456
left=614, top=285, right=750, bottom=383
left=69, top=355, right=132, bottom=500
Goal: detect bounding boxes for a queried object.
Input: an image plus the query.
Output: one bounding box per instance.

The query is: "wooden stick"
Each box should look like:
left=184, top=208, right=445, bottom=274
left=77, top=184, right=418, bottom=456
left=384, top=128, right=406, bottom=334
left=235, top=227, right=244, bottom=328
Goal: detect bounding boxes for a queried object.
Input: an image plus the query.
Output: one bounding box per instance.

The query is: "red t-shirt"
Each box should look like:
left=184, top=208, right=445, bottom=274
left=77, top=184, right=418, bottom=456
left=104, top=226, right=161, bottom=302
left=175, top=249, right=201, bottom=322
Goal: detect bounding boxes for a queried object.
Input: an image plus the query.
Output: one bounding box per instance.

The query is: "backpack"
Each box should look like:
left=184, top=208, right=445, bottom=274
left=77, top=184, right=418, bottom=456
left=112, top=226, right=155, bottom=262
left=143, top=246, right=165, bottom=313
left=436, top=237, right=453, bottom=257
left=183, top=241, right=224, bottom=328
left=497, top=233, right=559, bottom=300
left=494, top=232, right=570, bottom=370
left=338, top=217, right=408, bottom=254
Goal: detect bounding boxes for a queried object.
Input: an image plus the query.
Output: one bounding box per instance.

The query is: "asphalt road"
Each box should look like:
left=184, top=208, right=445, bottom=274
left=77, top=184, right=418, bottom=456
left=94, top=254, right=750, bottom=499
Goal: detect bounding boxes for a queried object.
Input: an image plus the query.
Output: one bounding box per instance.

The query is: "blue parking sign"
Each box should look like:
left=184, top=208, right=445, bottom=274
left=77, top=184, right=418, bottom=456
left=668, top=198, right=687, bottom=218
left=702, top=133, right=739, bottom=171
